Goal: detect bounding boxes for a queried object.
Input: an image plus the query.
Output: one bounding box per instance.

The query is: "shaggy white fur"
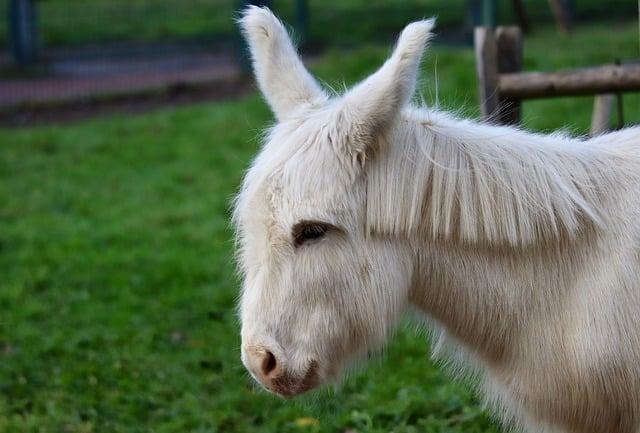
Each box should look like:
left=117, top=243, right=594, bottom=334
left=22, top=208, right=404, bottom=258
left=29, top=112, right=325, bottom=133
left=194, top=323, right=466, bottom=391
left=367, top=108, right=636, bottom=245
left=234, top=6, right=640, bottom=433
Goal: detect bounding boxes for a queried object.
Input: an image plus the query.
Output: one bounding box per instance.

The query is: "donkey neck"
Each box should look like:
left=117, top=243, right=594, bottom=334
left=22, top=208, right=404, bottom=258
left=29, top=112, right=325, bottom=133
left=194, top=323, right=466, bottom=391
left=407, top=237, right=581, bottom=364
left=366, top=107, right=619, bottom=247
left=369, top=108, right=633, bottom=364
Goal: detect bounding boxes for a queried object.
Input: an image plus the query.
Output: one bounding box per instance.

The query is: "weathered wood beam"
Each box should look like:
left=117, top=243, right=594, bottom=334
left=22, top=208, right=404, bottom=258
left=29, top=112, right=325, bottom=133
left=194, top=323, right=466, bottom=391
left=474, top=27, right=500, bottom=119
left=475, top=26, right=524, bottom=124
left=495, top=26, right=522, bottom=124
left=590, top=94, right=614, bottom=136
left=499, top=64, right=640, bottom=99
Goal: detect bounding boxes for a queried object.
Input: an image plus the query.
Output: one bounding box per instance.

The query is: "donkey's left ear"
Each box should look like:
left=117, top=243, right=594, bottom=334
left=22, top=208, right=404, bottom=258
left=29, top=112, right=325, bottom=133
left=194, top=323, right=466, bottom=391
left=340, top=19, right=435, bottom=156
left=238, top=7, right=327, bottom=120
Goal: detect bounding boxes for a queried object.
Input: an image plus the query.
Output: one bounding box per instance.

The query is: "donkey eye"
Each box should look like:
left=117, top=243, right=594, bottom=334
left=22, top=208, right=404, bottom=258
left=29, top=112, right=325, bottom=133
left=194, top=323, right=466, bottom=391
left=292, top=221, right=330, bottom=248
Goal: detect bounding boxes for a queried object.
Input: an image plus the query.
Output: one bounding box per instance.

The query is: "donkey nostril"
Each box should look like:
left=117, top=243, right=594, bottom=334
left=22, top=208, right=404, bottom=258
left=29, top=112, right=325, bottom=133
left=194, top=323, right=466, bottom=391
left=261, top=350, right=278, bottom=377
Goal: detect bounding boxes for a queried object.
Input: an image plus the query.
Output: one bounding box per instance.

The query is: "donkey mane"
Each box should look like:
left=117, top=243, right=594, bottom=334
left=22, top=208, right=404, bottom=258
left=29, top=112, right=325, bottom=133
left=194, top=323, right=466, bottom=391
left=367, top=108, right=636, bottom=246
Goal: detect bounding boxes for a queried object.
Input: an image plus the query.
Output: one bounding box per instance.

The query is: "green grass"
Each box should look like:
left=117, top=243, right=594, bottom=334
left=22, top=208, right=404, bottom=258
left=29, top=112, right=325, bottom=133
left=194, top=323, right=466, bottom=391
left=0, top=0, right=637, bottom=48
left=0, top=21, right=639, bottom=433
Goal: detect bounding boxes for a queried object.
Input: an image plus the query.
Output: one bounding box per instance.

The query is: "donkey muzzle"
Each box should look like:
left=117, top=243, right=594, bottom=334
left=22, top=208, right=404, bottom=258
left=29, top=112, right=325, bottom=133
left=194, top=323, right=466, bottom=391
left=242, top=345, right=319, bottom=397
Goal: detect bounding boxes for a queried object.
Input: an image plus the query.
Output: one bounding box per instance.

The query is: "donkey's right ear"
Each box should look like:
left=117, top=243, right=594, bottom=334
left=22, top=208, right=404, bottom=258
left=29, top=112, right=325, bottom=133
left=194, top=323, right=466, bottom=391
left=238, top=7, right=327, bottom=120
left=340, top=19, right=434, bottom=151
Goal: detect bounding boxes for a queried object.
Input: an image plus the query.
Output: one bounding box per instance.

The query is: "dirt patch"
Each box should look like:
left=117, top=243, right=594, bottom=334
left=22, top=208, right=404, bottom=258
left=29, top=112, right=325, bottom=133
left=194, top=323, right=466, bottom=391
left=0, top=78, right=254, bottom=127
left=0, top=43, right=255, bottom=128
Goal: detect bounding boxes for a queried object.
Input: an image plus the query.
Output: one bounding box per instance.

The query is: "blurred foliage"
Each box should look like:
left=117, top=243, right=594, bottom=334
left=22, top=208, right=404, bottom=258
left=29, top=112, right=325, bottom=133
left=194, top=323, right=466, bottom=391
left=0, top=19, right=639, bottom=433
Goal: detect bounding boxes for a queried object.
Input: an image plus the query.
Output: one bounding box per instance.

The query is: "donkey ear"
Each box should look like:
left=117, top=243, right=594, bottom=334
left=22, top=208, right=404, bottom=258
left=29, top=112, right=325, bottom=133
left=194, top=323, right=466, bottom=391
left=340, top=19, right=435, bottom=153
left=238, top=7, right=327, bottom=120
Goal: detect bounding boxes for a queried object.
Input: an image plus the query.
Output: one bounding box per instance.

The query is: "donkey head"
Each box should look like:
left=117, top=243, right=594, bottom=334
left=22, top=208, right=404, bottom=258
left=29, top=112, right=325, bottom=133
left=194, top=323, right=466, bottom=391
left=234, top=6, right=434, bottom=397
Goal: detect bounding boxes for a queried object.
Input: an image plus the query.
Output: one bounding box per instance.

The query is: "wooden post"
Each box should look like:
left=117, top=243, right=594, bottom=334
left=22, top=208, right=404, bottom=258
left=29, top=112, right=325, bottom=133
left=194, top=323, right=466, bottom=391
left=590, top=94, right=614, bottom=136
left=495, top=26, right=523, bottom=124
left=474, top=27, right=500, bottom=120
left=475, top=26, right=523, bottom=124
left=615, top=93, right=624, bottom=129
left=498, top=64, right=640, bottom=99
left=614, top=59, right=624, bottom=130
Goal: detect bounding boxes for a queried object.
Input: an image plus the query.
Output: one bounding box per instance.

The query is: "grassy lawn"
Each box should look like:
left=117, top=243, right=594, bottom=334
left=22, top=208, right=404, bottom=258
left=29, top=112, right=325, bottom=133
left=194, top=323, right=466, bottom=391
left=0, top=21, right=639, bottom=433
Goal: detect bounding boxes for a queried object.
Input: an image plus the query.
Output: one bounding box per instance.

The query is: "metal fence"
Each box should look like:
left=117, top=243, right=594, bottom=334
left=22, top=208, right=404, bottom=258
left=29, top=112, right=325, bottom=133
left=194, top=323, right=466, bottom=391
left=0, top=0, right=637, bottom=115
left=3, top=0, right=637, bottom=71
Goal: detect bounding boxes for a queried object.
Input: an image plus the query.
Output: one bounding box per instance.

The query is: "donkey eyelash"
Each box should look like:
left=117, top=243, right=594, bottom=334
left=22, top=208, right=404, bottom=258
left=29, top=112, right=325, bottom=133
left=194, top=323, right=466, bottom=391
left=292, top=221, right=335, bottom=248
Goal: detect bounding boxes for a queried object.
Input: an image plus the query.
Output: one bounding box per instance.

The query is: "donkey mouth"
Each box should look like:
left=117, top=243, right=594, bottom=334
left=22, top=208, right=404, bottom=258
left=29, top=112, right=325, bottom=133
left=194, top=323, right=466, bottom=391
left=266, top=361, right=320, bottom=398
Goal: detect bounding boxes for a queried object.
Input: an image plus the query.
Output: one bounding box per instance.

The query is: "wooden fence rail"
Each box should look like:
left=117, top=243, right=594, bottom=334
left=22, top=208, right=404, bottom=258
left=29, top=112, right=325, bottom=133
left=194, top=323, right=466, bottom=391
left=500, top=65, right=640, bottom=99
left=474, top=26, right=640, bottom=131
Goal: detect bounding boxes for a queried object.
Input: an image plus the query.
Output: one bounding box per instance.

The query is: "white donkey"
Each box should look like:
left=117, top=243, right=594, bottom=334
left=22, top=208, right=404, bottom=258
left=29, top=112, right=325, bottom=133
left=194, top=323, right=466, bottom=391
left=234, top=7, right=640, bottom=433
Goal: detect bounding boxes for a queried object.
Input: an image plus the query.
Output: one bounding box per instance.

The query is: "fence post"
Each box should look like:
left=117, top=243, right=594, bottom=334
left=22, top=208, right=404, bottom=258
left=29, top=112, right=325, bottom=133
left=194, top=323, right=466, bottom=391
left=590, top=94, right=614, bottom=135
left=474, top=27, right=499, bottom=120
left=495, top=26, right=522, bottom=124
left=475, top=26, right=523, bottom=124
left=8, top=0, right=38, bottom=68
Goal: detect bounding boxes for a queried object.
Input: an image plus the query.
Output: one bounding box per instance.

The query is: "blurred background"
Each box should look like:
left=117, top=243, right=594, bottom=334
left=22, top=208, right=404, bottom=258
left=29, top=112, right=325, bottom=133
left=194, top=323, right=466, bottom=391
left=0, top=1, right=638, bottom=432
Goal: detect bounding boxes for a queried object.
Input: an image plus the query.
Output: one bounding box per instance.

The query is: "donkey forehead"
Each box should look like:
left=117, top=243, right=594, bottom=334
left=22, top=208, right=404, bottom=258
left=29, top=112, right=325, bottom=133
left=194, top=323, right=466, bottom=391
left=261, top=116, right=356, bottom=194
left=235, top=140, right=356, bottom=274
